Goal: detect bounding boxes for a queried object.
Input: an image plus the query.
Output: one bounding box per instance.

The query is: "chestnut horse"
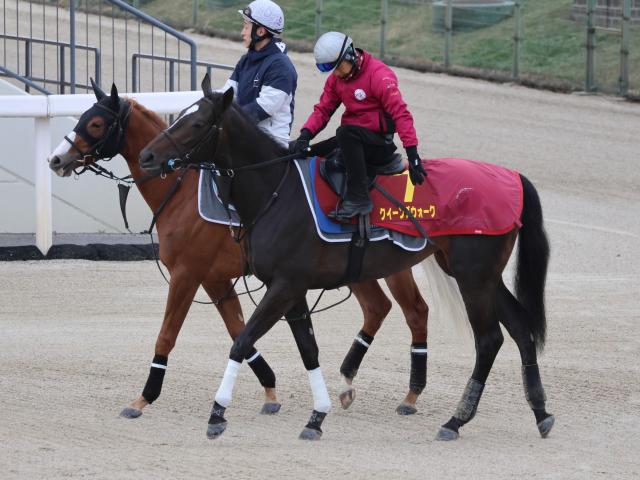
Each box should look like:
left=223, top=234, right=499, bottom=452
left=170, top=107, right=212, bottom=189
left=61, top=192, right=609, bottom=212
left=48, top=82, right=432, bottom=422
left=138, top=78, right=554, bottom=441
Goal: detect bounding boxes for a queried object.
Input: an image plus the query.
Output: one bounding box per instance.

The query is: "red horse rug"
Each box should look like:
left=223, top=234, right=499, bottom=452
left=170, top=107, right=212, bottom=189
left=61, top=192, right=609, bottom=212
left=311, top=157, right=523, bottom=238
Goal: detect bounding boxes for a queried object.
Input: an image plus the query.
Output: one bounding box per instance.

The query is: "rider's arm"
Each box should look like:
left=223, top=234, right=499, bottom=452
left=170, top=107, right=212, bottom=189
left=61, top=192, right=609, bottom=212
left=301, top=75, right=341, bottom=137
left=375, top=68, right=418, bottom=148
left=216, top=59, right=242, bottom=97
left=219, top=76, right=238, bottom=97
left=242, top=58, right=295, bottom=123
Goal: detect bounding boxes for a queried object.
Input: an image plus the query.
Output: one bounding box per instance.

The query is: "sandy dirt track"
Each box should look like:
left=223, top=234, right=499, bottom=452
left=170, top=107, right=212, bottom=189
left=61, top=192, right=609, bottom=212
left=2, top=29, right=640, bottom=480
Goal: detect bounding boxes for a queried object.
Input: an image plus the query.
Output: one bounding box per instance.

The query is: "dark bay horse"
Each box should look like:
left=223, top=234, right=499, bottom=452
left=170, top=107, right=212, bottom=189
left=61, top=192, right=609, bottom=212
left=138, top=77, right=555, bottom=442
left=47, top=82, right=434, bottom=423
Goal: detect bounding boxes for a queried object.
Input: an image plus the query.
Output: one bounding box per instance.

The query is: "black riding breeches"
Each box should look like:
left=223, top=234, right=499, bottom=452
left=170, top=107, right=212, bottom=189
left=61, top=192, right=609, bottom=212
left=336, top=125, right=397, bottom=200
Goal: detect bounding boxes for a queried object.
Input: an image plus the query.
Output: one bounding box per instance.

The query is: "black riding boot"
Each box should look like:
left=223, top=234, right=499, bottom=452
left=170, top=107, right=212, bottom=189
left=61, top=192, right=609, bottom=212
left=329, top=126, right=374, bottom=221
left=329, top=176, right=373, bottom=221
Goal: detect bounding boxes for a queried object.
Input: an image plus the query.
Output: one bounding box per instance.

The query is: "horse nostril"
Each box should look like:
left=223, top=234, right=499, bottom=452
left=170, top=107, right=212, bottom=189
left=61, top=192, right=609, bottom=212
left=50, top=156, right=61, bottom=167
left=140, top=150, right=151, bottom=165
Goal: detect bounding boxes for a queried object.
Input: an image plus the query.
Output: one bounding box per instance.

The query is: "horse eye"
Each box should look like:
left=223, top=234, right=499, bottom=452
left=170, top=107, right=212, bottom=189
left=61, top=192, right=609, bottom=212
left=193, top=121, right=205, bottom=128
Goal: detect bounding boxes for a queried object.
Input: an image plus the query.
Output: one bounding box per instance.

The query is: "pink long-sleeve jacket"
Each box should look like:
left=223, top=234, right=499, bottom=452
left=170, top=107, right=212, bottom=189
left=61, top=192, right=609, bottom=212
left=301, top=50, right=419, bottom=148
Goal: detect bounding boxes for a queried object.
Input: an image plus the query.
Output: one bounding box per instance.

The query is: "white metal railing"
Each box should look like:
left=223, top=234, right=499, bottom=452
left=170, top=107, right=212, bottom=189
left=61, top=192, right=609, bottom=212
left=0, top=91, right=202, bottom=254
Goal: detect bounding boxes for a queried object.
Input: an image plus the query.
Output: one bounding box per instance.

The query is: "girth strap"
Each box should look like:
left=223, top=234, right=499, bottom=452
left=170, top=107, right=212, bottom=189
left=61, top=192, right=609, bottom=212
left=336, top=215, right=370, bottom=287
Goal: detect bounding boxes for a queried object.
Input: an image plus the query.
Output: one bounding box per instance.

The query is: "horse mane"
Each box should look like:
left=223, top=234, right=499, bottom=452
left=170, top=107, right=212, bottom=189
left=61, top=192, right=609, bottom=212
left=226, top=102, right=288, bottom=157
left=125, top=97, right=167, bottom=129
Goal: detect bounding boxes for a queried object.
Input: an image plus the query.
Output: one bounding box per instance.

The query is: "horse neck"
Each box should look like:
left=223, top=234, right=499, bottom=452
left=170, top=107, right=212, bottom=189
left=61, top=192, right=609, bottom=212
left=223, top=122, right=289, bottom=224
left=119, top=104, right=191, bottom=213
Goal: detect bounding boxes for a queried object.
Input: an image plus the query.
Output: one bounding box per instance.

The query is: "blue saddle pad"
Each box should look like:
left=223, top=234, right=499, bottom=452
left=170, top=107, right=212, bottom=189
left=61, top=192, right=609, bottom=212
left=296, top=157, right=427, bottom=251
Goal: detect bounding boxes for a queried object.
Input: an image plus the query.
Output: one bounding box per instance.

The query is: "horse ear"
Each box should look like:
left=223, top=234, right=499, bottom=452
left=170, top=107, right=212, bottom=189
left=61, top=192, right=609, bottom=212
left=201, top=73, right=212, bottom=96
left=110, top=83, right=119, bottom=106
left=222, top=87, right=234, bottom=112
left=91, top=78, right=106, bottom=101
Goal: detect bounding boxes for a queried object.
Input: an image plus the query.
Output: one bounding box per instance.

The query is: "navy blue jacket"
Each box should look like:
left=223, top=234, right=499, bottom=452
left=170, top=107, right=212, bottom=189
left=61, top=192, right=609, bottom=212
left=222, top=40, right=297, bottom=147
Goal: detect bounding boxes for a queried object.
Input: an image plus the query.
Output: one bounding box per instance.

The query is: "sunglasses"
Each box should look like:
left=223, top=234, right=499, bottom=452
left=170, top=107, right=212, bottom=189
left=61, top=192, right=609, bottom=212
left=316, top=62, right=337, bottom=73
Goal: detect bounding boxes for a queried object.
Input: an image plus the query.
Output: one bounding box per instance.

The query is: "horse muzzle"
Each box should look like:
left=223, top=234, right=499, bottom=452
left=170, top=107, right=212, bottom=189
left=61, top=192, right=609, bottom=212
left=48, top=154, right=76, bottom=177
left=139, top=148, right=162, bottom=174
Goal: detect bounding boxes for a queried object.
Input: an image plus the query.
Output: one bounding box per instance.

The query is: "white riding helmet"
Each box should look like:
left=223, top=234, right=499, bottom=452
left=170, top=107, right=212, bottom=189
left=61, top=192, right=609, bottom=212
left=314, top=31, right=355, bottom=72
left=239, top=0, right=285, bottom=35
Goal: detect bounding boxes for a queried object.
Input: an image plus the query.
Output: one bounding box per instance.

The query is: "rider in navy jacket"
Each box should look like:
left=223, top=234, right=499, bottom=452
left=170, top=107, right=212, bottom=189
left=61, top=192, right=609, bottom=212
left=221, top=0, right=297, bottom=148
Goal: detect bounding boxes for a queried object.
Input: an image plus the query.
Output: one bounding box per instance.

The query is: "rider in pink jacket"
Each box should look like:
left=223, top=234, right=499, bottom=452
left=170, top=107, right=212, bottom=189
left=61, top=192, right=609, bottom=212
left=293, top=32, right=426, bottom=220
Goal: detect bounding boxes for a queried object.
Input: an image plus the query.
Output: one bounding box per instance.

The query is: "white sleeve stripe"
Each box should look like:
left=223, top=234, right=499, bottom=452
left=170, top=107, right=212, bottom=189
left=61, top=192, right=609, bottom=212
left=215, top=79, right=238, bottom=96
left=256, top=85, right=289, bottom=116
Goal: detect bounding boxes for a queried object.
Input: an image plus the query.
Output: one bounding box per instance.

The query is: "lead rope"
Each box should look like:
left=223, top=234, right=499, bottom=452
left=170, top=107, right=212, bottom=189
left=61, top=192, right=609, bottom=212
left=143, top=172, right=265, bottom=306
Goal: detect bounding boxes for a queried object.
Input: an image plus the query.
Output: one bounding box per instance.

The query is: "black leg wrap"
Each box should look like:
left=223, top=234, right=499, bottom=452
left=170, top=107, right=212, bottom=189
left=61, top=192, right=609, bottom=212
left=339, top=330, right=373, bottom=379
left=522, top=364, right=547, bottom=411
left=409, top=342, right=428, bottom=395
left=305, top=410, right=327, bottom=433
left=533, top=408, right=551, bottom=424
left=246, top=348, right=276, bottom=389
left=208, top=401, right=226, bottom=425
left=442, top=416, right=464, bottom=433
left=453, top=378, right=485, bottom=424
left=141, top=354, right=167, bottom=404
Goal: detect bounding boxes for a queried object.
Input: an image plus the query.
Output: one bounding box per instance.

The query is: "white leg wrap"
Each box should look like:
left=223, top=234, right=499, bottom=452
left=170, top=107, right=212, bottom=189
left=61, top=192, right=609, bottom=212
left=214, top=359, right=241, bottom=408
left=308, top=367, right=332, bottom=413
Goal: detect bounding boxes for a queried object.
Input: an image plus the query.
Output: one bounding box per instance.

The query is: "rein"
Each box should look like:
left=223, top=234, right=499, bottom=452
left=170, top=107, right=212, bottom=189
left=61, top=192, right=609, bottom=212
left=173, top=149, right=304, bottom=178
left=241, top=269, right=353, bottom=322
left=68, top=100, right=158, bottom=232
left=166, top=129, right=350, bottom=319
left=68, top=100, right=264, bottom=306
left=139, top=172, right=264, bottom=306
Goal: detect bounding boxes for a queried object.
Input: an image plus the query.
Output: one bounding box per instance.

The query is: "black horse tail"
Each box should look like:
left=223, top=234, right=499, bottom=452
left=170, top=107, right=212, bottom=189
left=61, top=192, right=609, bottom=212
left=516, top=174, right=550, bottom=352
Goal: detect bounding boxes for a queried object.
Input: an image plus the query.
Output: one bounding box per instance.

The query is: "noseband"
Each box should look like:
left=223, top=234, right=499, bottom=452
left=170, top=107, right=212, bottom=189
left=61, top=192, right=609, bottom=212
left=159, top=96, right=224, bottom=172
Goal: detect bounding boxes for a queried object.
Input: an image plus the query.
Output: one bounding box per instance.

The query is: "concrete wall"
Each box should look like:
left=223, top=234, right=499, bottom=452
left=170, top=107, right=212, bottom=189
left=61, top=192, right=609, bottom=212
left=0, top=79, right=150, bottom=234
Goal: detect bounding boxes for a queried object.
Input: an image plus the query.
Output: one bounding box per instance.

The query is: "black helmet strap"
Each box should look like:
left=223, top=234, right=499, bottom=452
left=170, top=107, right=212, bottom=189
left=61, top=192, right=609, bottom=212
left=250, top=21, right=273, bottom=49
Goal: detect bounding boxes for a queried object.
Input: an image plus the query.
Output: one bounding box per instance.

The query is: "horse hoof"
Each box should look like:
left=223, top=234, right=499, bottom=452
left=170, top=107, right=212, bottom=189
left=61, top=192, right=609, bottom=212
left=299, top=427, right=322, bottom=441
left=206, top=421, right=228, bottom=439
left=537, top=414, right=555, bottom=438
left=119, top=407, right=143, bottom=419
left=261, top=402, right=282, bottom=415
left=435, top=427, right=459, bottom=441
left=339, top=388, right=356, bottom=409
left=395, top=403, right=417, bottom=416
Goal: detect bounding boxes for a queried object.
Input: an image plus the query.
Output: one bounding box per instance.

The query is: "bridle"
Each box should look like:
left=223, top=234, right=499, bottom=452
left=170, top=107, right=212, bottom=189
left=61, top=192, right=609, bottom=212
left=160, top=98, right=304, bottom=242
left=62, top=97, right=260, bottom=306
left=159, top=96, right=225, bottom=173
left=65, top=100, right=132, bottom=170
left=157, top=96, right=352, bottom=318
left=161, top=95, right=302, bottom=177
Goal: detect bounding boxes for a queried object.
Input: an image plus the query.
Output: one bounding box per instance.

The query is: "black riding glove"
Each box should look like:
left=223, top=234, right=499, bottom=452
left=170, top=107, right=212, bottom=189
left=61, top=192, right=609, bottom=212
left=405, top=146, right=427, bottom=185
left=291, top=128, right=313, bottom=156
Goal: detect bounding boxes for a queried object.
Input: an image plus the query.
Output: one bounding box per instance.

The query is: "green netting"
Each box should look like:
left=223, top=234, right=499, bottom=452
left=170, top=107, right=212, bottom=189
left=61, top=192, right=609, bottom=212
left=131, top=0, right=638, bottom=96
left=432, top=1, right=515, bottom=33
left=385, top=1, right=440, bottom=62
left=518, top=0, right=585, bottom=88
left=629, top=24, right=640, bottom=97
